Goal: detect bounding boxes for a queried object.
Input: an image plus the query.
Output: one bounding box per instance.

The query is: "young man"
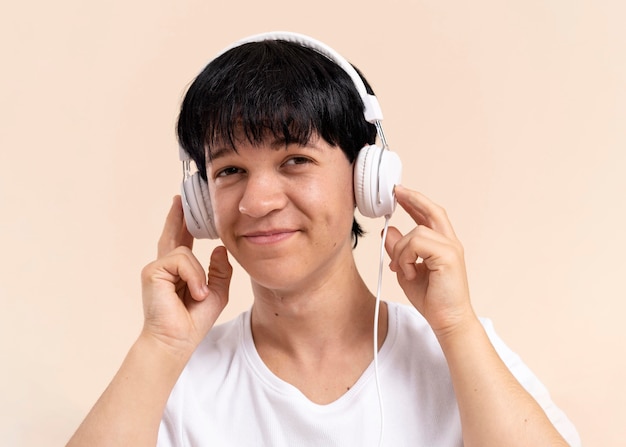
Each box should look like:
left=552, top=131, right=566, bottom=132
left=67, top=33, right=580, bottom=446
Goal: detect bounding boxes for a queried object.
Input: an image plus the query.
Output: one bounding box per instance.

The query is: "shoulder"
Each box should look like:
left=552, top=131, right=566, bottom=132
left=159, top=311, right=250, bottom=446
left=385, top=301, right=511, bottom=369
left=386, top=300, right=440, bottom=352
left=186, top=311, right=247, bottom=370
left=384, top=301, right=450, bottom=376
left=387, top=301, right=505, bottom=351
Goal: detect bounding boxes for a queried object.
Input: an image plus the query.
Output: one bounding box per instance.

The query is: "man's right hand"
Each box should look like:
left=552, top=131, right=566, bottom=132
left=140, top=195, right=232, bottom=355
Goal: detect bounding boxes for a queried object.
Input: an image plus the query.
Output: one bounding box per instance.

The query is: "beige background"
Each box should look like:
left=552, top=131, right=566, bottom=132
left=1, top=0, right=624, bottom=445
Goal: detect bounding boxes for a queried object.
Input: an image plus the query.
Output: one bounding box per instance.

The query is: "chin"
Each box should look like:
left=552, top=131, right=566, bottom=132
left=249, top=265, right=305, bottom=291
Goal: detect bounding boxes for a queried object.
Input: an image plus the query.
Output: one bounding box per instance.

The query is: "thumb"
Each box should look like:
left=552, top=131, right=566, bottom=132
left=185, top=246, right=232, bottom=343
left=188, top=246, right=233, bottom=338
left=207, top=246, right=233, bottom=305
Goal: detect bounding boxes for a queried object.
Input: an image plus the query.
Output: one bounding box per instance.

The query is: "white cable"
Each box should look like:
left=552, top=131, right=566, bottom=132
left=374, top=216, right=390, bottom=447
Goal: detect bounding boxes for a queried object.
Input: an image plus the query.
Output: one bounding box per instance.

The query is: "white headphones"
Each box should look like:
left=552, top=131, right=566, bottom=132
left=180, top=31, right=402, bottom=239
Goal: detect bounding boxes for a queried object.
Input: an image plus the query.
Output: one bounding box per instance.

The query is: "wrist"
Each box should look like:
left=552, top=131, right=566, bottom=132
left=135, top=330, right=196, bottom=376
left=432, top=310, right=483, bottom=350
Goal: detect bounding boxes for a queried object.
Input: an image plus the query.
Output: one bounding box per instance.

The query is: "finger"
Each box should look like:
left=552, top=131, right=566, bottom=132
left=174, top=249, right=209, bottom=302
left=394, top=185, right=458, bottom=240
left=384, top=226, right=419, bottom=280
left=158, top=196, right=194, bottom=258
left=388, top=225, right=459, bottom=281
left=384, top=226, right=403, bottom=269
left=145, top=247, right=209, bottom=302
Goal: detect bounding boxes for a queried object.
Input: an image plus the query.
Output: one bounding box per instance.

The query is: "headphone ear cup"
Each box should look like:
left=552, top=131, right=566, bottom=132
left=354, top=145, right=403, bottom=218
left=180, top=173, right=219, bottom=239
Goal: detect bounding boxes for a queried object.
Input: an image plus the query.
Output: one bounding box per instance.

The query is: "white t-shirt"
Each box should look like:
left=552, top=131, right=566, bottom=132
left=158, top=301, right=580, bottom=446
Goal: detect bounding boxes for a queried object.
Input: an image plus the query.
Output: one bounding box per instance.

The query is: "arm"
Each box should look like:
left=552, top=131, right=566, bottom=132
left=385, top=185, right=569, bottom=447
left=66, top=197, right=232, bottom=447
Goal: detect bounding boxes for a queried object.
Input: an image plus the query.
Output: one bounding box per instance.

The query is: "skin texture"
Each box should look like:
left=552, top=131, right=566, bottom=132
left=66, top=138, right=568, bottom=447
left=208, top=135, right=358, bottom=296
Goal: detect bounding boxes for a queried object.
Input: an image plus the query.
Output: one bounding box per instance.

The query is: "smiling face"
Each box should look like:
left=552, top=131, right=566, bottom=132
left=207, top=134, right=357, bottom=294
left=177, top=39, right=379, bottom=249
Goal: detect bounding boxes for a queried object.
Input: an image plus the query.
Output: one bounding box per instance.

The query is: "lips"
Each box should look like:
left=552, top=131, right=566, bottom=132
left=240, top=228, right=299, bottom=245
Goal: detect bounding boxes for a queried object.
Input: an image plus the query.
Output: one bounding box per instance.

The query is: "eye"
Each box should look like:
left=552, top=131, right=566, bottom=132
left=283, top=156, right=313, bottom=167
left=215, top=166, right=244, bottom=178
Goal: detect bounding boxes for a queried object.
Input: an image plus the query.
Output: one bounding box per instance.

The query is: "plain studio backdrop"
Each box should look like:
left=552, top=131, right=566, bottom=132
left=1, top=1, right=624, bottom=445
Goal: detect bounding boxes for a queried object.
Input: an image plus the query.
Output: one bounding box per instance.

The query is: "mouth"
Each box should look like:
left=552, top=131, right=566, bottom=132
left=241, top=229, right=299, bottom=245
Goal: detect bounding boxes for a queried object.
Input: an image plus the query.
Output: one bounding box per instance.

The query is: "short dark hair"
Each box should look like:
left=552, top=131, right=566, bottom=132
left=176, top=39, right=377, bottom=246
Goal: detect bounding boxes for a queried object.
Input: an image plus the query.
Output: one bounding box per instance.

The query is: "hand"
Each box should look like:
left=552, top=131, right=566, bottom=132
left=384, top=186, right=475, bottom=336
left=140, top=196, right=232, bottom=354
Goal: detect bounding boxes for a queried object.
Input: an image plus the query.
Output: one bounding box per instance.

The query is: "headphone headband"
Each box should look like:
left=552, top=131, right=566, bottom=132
left=179, top=31, right=384, bottom=163
left=217, top=31, right=383, bottom=124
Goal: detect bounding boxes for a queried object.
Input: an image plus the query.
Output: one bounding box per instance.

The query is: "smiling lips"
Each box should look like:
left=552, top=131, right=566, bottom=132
left=241, top=229, right=299, bottom=245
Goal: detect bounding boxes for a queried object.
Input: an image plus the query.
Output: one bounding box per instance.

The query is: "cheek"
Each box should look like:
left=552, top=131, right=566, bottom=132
left=306, top=166, right=354, bottom=208
left=312, top=169, right=356, bottom=230
left=208, top=187, right=234, bottom=236
left=339, top=164, right=357, bottom=208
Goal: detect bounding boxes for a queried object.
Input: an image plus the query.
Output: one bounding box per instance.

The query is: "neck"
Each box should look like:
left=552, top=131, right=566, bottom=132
left=249, top=256, right=383, bottom=358
left=248, top=254, right=389, bottom=404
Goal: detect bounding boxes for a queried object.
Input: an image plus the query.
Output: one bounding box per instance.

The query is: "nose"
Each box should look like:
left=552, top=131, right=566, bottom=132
left=238, top=172, right=288, bottom=218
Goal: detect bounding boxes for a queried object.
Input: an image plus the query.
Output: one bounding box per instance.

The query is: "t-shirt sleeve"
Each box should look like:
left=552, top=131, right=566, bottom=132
left=481, top=318, right=582, bottom=447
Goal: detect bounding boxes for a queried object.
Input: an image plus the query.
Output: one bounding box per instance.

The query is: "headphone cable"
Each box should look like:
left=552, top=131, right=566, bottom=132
left=373, top=215, right=390, bottom=447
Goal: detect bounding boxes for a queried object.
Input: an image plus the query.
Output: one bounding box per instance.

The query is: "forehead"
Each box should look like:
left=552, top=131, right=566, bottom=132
left=206, top=131, right=324, bottom=161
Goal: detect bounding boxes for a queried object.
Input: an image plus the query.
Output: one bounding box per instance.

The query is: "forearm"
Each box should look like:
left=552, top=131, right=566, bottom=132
left=436, top=317, right=568, bottom=447
left=66, top=333, right=191, bottom=447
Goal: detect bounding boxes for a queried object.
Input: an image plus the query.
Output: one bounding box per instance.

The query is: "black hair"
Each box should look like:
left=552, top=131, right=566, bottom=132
left=176, top=39, right=378, bottom=246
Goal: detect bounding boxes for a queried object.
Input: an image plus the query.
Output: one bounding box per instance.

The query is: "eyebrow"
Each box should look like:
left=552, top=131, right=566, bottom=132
left=207, top=145, right=236, bottom=161
left=208, top=138, right=321, bottom=161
